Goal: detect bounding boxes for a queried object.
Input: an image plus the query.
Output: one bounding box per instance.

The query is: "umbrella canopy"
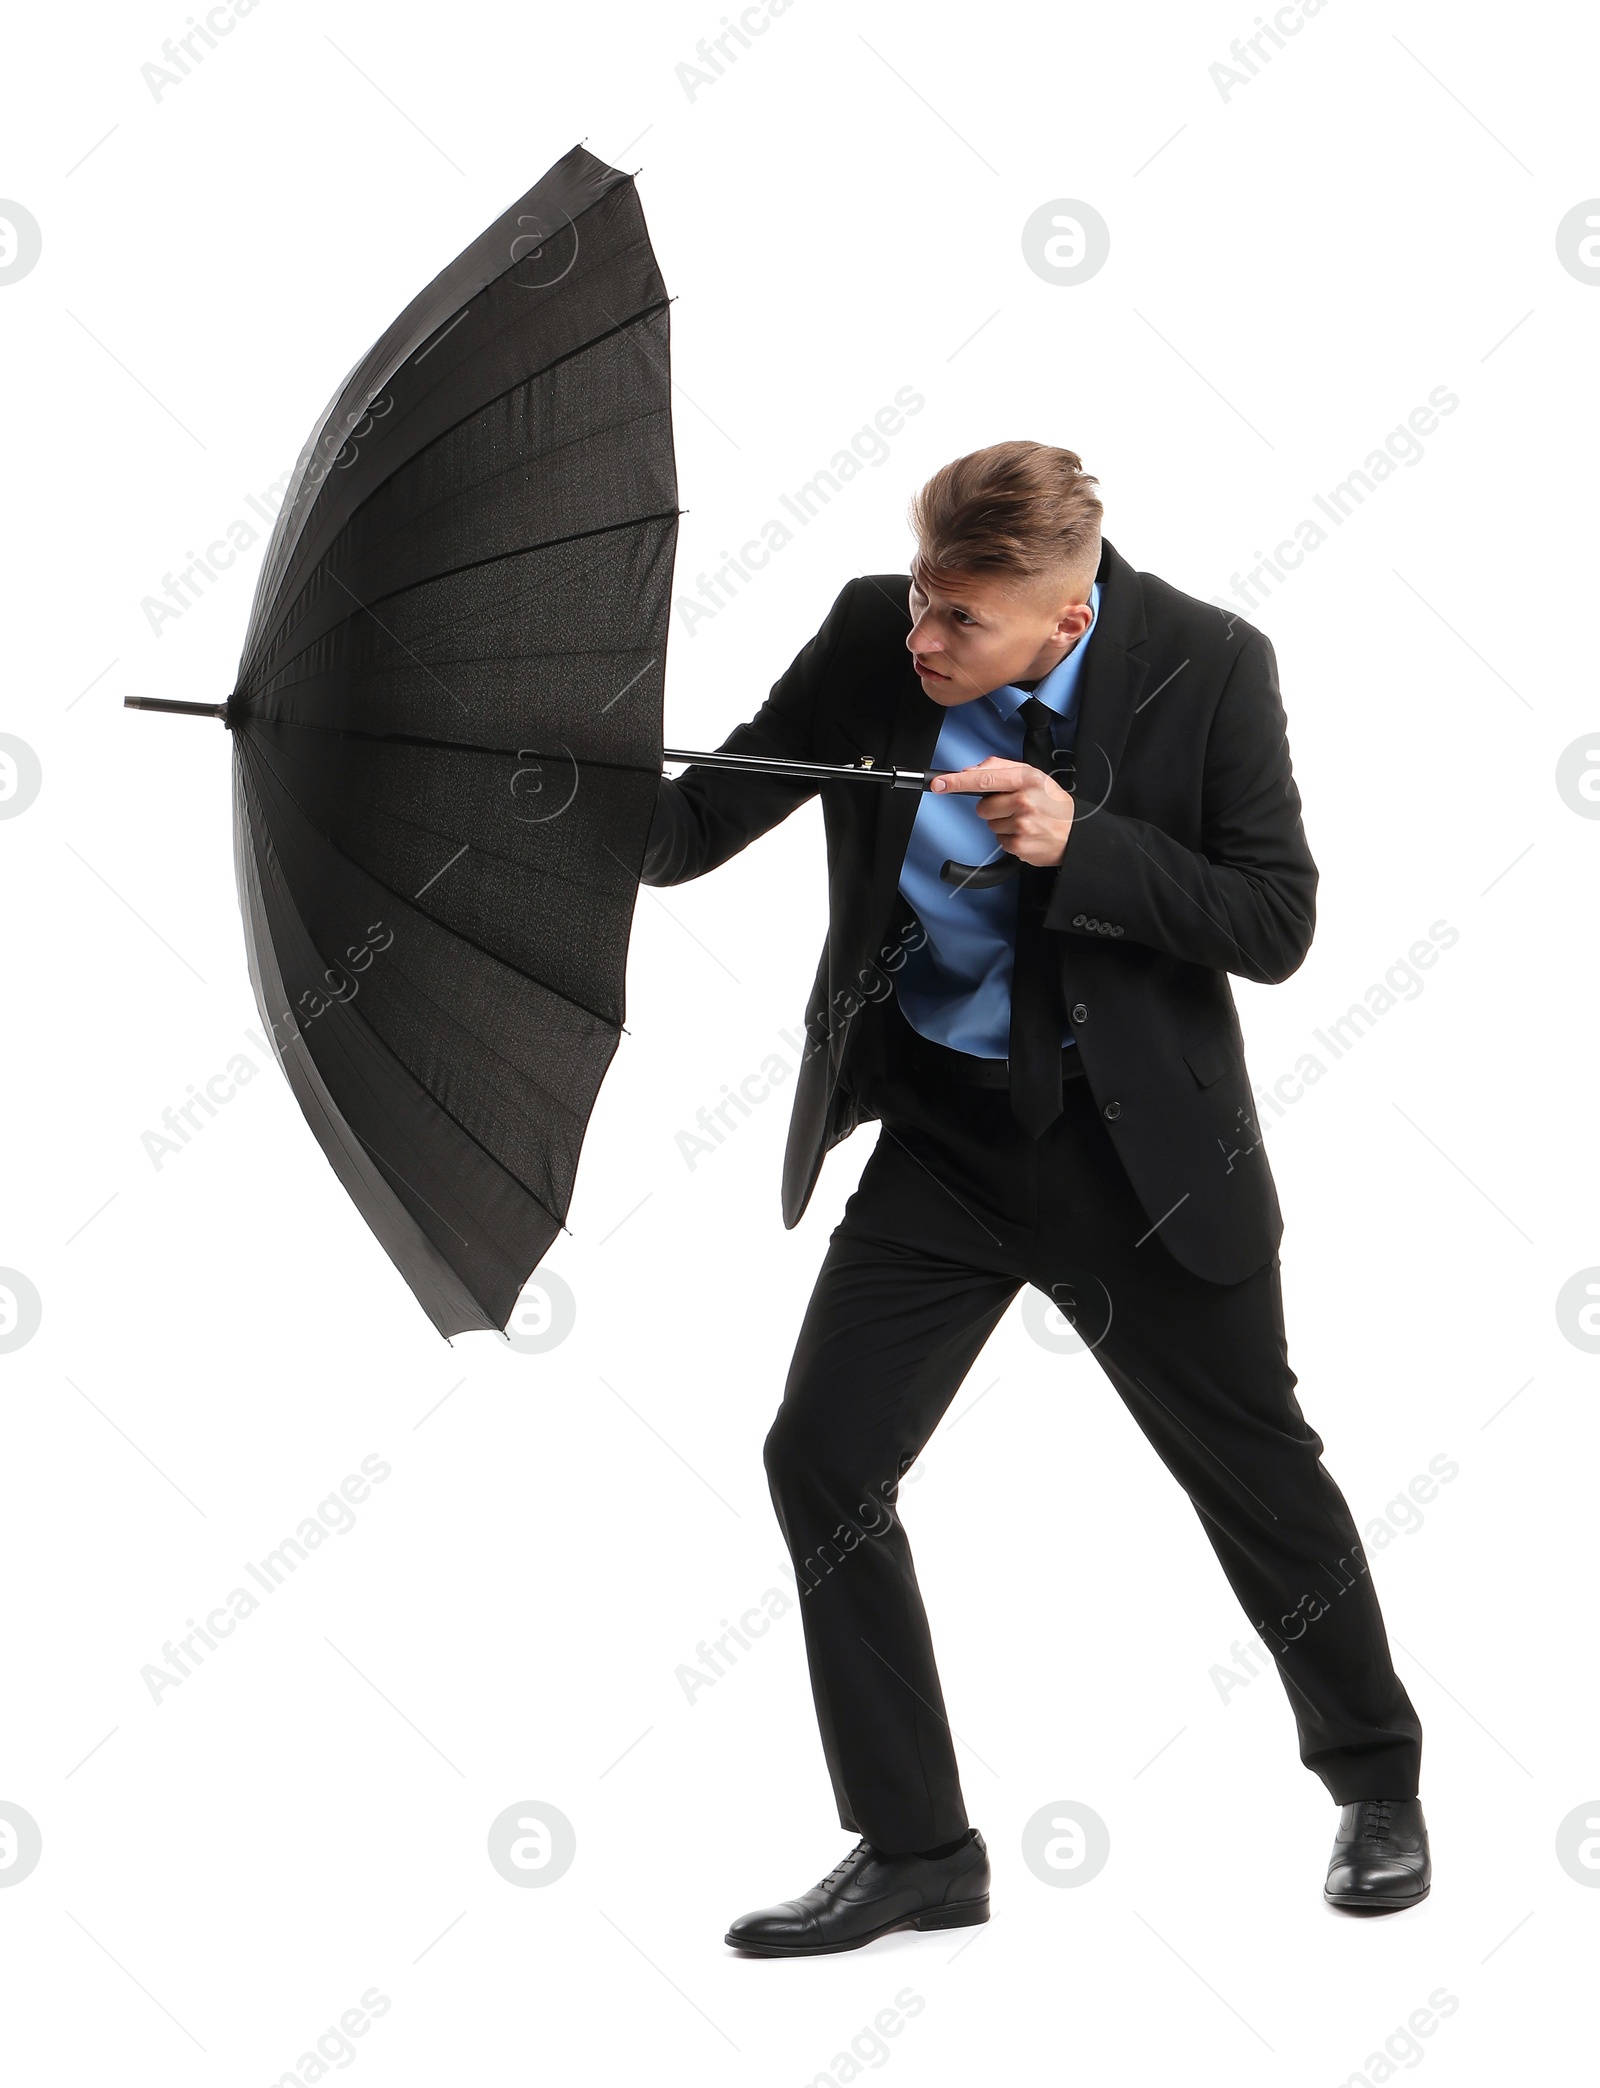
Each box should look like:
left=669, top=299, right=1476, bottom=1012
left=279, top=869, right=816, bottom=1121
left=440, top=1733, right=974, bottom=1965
left=221, top=143, right=677, bottom=1338
left=127, top=143, right=967, bottom=1341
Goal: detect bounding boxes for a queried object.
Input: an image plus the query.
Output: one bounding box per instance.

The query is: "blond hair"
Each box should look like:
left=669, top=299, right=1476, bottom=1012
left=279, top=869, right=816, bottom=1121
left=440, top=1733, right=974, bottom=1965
left=908, top=440, right=1103, bottom=597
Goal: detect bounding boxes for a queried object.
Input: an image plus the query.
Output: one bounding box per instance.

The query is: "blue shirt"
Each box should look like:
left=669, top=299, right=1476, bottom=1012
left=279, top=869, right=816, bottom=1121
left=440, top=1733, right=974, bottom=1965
left=896, top=580, right=1101, bottom=1058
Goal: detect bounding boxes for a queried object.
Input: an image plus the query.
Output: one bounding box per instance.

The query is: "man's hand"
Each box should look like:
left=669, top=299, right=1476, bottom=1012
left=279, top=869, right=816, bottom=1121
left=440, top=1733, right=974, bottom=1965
left=931, top=758, right=1076, bottom=868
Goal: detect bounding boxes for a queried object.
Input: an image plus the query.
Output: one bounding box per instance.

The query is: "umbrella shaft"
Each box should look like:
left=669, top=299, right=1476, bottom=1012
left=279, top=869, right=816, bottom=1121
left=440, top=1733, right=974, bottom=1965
left=122, top=710, right=937, bottom=789
left=663, top=746, right=930, bottom=790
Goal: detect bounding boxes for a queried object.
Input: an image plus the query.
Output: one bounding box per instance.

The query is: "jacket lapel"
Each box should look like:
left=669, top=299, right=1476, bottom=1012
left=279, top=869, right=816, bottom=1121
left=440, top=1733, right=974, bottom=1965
left=864, top=538, right=1151, bottom=941
left=1067, top=537, right=1150, bottom=820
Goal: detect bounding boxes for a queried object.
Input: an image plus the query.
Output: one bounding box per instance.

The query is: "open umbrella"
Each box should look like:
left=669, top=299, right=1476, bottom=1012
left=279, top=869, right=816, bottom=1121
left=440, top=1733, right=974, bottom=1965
left=127, top=143, right=944, bottom=1339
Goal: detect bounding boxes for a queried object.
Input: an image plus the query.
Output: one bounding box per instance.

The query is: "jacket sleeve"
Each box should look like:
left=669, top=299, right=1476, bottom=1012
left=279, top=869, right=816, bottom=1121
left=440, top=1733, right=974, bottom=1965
left=1042, top=631, right=1318, bottom=984
left=640, top=579, right=856, bottom=887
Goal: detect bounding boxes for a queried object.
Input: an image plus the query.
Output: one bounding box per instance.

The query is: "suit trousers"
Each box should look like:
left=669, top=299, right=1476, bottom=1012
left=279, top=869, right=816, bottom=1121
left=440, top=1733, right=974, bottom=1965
left=763, top=988, right=1423, bottom=1856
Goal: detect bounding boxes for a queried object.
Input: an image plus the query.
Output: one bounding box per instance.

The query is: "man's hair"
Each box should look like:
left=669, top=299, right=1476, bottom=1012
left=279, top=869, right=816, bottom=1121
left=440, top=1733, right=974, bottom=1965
left=907, top=440, right=1103, bottom=600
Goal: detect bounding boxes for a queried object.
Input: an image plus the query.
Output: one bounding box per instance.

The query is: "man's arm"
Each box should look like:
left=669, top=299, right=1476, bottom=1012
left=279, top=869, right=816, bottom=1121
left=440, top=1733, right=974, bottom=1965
left=1043, top=631, right=1317, bottom=983
left=640, top=579, right=855, bottom=887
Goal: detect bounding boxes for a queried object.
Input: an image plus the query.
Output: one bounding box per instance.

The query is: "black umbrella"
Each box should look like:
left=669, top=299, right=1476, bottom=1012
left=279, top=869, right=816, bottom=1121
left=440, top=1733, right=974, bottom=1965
left=127, top=143, right=956, bottom=1340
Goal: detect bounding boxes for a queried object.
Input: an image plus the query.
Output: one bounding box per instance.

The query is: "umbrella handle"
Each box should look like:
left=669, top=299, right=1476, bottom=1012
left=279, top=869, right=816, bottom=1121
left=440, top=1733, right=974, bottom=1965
left=662, top=747, right=1025, bottom=893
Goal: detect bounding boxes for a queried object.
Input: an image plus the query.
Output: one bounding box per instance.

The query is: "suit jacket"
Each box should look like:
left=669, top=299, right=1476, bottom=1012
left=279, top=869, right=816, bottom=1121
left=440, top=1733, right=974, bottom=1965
left=640, top=536, right=1318, bottom=1285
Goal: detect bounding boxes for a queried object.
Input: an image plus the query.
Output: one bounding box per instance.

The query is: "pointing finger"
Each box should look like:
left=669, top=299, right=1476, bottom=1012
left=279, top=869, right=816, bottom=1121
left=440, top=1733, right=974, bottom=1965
left=932, top=760, right=1030, bottom=794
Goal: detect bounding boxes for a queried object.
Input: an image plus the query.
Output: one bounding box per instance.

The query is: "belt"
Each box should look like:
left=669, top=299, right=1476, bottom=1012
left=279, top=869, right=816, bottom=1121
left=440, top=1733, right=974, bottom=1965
left=896, top=1021, right=1086, bottom=1090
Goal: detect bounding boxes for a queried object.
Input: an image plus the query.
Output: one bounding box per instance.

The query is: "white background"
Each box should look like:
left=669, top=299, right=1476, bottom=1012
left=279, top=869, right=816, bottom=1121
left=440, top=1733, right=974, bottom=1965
left=3, top=0, right=1597, bottom=2080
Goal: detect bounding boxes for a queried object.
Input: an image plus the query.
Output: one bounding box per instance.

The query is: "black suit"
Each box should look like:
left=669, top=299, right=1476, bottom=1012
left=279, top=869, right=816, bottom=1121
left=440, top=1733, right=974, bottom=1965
left=643, top=538, right=1314, bottom=1285
left=643, top=539, right=1421, bottom=1852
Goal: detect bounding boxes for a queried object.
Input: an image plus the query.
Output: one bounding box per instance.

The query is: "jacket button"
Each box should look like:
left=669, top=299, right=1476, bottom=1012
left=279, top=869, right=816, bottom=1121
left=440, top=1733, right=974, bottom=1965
left=1103, top=1100, right=1121, bottom=1120
left=1111, top=925, right=1123, bottom=937
left=1071, top=1002, right=1088, bottom=1023
left=1071, top=913, right=1086, bottom=927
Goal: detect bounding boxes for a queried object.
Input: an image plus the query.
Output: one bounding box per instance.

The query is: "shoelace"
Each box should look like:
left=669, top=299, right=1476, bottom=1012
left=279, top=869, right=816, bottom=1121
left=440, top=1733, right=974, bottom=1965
left=812, top=1839, right=869, bottom=1892
left=1345, top=1798, right=1429, bottom=1883
left=1355, top=1800, right=1395, bottom=1845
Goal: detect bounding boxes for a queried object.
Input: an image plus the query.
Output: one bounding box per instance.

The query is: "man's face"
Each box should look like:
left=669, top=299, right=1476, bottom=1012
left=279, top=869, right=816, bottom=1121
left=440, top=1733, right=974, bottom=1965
left=906, top=566, right=1095, bottom=707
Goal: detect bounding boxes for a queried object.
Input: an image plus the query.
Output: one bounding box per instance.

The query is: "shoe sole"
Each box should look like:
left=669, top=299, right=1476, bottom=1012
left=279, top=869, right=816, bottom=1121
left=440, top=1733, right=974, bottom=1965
left=725, top=1896, right=990, bottom=1956
left=1323, top=1883, right=1431, bottom=1913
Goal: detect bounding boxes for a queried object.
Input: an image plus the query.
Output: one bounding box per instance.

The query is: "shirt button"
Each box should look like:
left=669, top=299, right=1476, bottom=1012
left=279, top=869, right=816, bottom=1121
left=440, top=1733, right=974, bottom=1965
left=1071, top=1002, right=1088, bottom=1023
left=1103, top=1100, right=1122, bottom=1120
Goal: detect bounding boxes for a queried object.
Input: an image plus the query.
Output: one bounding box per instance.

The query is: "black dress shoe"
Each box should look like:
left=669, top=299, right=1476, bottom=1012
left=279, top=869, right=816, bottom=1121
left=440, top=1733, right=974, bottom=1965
left=725, top=1831, right=990, bottom=1956
left=1324, top=1798, right=1431, bottom=1912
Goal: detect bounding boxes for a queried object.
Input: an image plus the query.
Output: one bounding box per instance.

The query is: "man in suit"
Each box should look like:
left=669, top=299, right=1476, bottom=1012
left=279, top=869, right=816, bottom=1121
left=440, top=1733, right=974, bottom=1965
left=641, top=441, right=1429, bottom=1953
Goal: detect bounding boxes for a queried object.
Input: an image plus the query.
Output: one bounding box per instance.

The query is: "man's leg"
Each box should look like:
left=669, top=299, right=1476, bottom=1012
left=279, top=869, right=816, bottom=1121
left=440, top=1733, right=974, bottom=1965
left=1040, top=1177, right=1428, bottom=1795
left=765, top=1188, right=1020, bottom=1855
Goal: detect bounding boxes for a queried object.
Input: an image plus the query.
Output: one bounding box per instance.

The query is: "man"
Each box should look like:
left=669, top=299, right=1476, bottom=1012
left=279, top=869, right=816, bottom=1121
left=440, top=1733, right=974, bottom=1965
left=641, top=441, right=1429, bottom=1953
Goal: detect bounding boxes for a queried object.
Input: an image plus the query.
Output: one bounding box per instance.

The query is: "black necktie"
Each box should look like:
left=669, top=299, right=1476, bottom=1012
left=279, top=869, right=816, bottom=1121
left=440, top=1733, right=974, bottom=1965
left=1007, top=695, right=1069, bottom=1136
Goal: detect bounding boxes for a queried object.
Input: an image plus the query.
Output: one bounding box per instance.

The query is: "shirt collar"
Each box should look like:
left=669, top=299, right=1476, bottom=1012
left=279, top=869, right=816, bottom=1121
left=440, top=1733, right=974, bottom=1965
left=981, top=578, right=1101, bottom=724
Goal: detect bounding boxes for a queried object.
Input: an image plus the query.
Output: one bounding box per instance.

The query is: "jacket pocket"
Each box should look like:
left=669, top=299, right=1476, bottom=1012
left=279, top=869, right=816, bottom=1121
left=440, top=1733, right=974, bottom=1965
left=1183, top=1040, right=1232, bottom=1088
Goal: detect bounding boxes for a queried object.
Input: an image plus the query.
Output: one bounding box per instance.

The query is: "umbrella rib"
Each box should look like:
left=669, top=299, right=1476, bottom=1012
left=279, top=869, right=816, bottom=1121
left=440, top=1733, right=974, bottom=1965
left=240, top=714, right=666, bottom=777
left=239, top=715, right=654, bottom=908
left=245, top=505, right=679, bottom=700
left=303, top=982, right=572, bottom=1244
left=385, top=292, right=672, bottom=500
left=350, top=1089, right=563, bottom=1245
left=237, top=733, right=636, bottom=1038
left=247, top=295, right=673, bottom=681
left=238, top=755, right=576, bottom=1242
left=327, top=395, right=675, bottom=616
left=251, top=281, right=669, bottom=613
left=252, top=408, right=675, bottom=698
left=331, top=395, right=675, bottom=600
left=363, top=480, right=675, bottom=628
left=358, top=931, right=605, bottom=1148
left=393, top=292, right=671, bottom=465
